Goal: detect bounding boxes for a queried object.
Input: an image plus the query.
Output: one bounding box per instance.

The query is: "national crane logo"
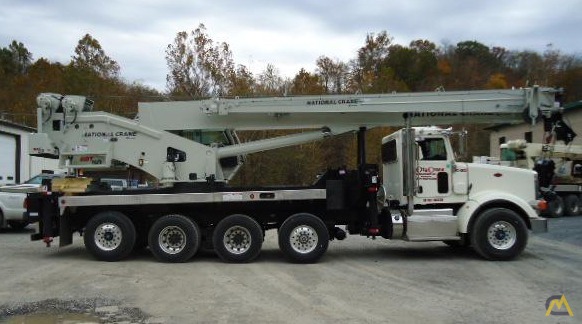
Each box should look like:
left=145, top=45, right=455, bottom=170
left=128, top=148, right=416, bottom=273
left=83, top=131, right=137, bottom=138
left=306, top=99, right=361, bottom=105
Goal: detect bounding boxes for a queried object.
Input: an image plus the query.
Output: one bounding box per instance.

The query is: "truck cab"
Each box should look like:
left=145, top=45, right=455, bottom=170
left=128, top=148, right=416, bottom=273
left=381, top=127, right=545, bottom=239
left=383, top=127, right=469, bottom=207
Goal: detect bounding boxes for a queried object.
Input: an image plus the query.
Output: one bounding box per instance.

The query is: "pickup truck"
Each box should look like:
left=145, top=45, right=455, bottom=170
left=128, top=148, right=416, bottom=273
left=0, top=173, right=64, bottom=230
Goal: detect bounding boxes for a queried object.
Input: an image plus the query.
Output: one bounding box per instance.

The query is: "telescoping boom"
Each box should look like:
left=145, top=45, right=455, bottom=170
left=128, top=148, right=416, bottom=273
left=31, top=87, right=556, bottom=183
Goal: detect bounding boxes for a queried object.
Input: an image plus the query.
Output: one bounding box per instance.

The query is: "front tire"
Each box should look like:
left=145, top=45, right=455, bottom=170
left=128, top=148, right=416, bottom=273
left=213, top=214, right=263, bottom=263
left=148, top=214, right=201, bottom=263
left=278, top=213, right=329, bottom=263
left=470, top=208, right=528, bottom=261
left=84, top=211, right=136, bottom=262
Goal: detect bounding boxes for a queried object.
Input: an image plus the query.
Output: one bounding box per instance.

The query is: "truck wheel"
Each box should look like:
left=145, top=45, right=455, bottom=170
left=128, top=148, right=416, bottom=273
left=470, top=208, right=528, bottom=261
left=84, top=211, right=136, bottom=262
left=564, top=194, right=580, bottom=216
left=278, top=213, right=329, bottom=263
left=148, top=214, right=201, bottom=263
left=213, top=214, right=263, bottom=263
left=545, top=195, right=564, bottom=218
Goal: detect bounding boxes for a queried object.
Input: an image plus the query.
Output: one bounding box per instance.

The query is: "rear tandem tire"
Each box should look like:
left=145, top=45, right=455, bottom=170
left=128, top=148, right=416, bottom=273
left=148, top=214, right=201, bottom=263
left=212, top=214, right=263, bottom=263
left=545, top=195, right=564, bottom=218
left=564, top=194, right=581, bottom=216
left=470, top=208, right=528, bottom=261
left=83, top=211, right=136, bottom=262
left=278, top=213, right=329, bottom=263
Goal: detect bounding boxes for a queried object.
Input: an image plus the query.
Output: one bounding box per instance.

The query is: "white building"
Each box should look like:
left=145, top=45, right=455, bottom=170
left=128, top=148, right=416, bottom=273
left=0, top=119, right=60, bottom=185
left=489, top=101, right=582, bottom=157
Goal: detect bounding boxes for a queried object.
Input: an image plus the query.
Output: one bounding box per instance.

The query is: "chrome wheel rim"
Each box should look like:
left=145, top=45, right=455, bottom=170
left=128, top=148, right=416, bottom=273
left=94, top=223, right=122, bottom=251
left=223, top=226, right=252, bottom=255
left=158, top=226, right=187, bottom=254
left=487, top=221, right=516, bottom=250
left=290, top=225, right=318, bottom=254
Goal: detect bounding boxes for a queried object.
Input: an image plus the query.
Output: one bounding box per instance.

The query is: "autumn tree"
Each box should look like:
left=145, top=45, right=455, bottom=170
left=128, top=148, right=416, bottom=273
left=71, top=34, right=120, bottom=79
left=289, top=68, right=325, bottom=95
left=255, top=64, right=284, bottom=95
left=349, top=31, right=392, bottom=93
left=315, top=56, right=348, bottom=93
left=165, top=24, right=252, bottom=98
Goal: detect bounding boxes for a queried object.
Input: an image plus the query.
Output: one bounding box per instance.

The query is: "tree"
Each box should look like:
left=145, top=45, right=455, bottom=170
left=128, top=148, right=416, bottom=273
left=71, top=34, right=120, bottom=79
left=228, top=65, right=255, bottom=97
left=0, top=40, right=32, bottom=85
left=165, top=24, right=240, bottom=98
left=255, top=64, right=284, bottom=95
left=485, top=73, right=508, bottom=89
left=316, top=56, right=348, bottom=93
left=290, top=68, right=324, bottom=95
left=349, top=31, right=393, bottom=93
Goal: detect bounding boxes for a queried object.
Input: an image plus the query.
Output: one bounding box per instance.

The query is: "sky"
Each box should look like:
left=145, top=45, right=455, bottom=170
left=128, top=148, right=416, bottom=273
left=1, top=0, right=581, bottom=91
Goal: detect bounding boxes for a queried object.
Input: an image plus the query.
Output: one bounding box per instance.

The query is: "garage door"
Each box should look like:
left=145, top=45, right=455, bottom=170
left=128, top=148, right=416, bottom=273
left=0, top=133, right=17, bottom=185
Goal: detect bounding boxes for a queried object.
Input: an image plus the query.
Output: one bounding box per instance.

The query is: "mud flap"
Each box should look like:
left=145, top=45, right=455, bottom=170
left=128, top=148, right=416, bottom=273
left=59, top=210, right=73, bottom=247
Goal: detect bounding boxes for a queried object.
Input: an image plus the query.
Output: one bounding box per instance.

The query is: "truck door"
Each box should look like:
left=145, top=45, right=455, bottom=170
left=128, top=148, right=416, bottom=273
left=415, top=137, right=451, bottom=200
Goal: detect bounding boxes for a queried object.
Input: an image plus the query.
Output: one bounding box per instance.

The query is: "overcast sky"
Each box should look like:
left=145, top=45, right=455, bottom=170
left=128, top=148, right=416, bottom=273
left=1, top=0, right=581, bottom=91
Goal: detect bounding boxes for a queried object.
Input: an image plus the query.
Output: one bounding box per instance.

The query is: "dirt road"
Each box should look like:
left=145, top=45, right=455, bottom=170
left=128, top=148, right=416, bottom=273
left=1, top=218, right=581, bottom=323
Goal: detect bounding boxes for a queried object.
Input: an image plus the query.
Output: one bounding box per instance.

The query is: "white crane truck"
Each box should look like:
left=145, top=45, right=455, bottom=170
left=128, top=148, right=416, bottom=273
left=499, top=140, right=582, bottom=217
left=26, top=87, right=556, bottom=263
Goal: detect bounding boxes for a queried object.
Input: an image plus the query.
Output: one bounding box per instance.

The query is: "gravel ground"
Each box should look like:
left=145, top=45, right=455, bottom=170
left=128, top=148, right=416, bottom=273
left=0, top=216, right=581, bottom=323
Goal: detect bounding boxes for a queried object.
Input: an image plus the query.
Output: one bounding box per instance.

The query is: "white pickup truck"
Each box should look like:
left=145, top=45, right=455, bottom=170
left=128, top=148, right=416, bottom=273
left=0, top=173, right=64, bottom=230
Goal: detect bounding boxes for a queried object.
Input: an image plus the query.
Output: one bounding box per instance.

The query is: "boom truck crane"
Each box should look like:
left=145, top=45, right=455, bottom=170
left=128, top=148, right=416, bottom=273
left=499, top=140, right=582, bottom=217
left=27, top=87, right=556, bottom=263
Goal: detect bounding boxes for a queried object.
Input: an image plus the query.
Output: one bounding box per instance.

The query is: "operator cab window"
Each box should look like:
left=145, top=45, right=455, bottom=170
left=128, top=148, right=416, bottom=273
left=170, top=130, right=231, bottom=146
left=418, top=138, right=447, bottom=161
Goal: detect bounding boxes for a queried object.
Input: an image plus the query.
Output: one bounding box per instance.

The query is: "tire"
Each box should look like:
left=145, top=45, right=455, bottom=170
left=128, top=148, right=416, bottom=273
left=278, top=213, right=329, bottom=263
left=470, top=208, right=528, bottom=261
left=148, top=214, right=201, bottom=263
left=564, top=194, right=580, bottom=216
left=213, top=214, right=263, bottom=263
left=545, top=195, right=564, bottom=218
left=84, top=211, right=136, bottom=262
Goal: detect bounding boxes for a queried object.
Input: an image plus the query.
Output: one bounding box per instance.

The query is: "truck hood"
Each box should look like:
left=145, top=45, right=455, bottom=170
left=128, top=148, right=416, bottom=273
left=466, top=163, right=537, bottom=201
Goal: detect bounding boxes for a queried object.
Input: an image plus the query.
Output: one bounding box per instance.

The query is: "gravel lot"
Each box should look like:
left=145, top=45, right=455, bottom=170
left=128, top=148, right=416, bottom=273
left=1, top=216, right=581, bottom=323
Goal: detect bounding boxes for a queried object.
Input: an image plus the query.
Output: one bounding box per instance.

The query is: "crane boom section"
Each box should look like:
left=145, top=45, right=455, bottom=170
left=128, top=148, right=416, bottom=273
left=138, top=88, right=555, bottom=131
left=30, top=87, right=557, bottom=183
